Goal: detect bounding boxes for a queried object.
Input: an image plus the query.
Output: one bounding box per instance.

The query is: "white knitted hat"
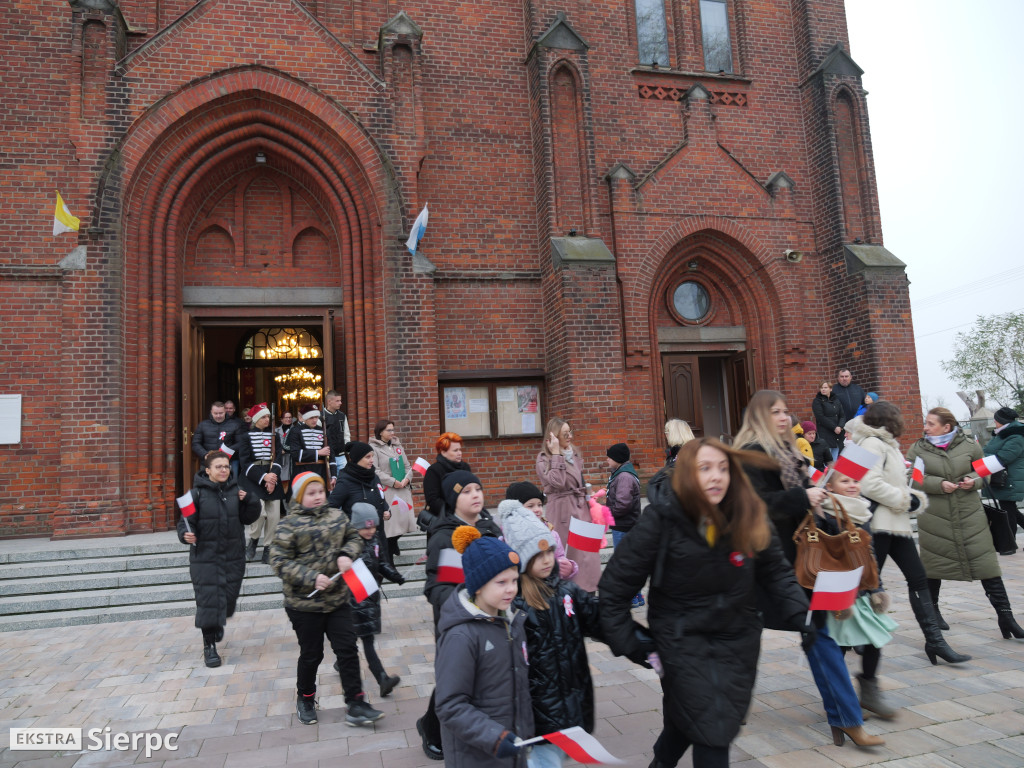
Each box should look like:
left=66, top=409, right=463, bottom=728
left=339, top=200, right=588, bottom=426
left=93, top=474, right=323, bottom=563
left=496, top=499, right=554, bottom=573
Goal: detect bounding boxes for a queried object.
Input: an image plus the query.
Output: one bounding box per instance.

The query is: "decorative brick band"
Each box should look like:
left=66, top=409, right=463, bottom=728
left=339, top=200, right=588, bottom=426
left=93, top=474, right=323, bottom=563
left=638, top=84, right=748, bottom=106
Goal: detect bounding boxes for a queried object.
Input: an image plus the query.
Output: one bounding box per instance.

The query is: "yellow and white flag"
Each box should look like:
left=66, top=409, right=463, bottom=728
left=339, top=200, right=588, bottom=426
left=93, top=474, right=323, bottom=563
left=53, top=192, right=80, bottom=236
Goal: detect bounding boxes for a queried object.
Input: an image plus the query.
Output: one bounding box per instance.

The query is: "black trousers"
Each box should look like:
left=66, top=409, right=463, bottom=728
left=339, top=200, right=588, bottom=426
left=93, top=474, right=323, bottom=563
left=361, top=635, right=385, bottom=681
left=652, top=711, right=729, bottom=768
left=872, top=533, right=929, bottom=594
left=285, top=605, right=363, bottom=703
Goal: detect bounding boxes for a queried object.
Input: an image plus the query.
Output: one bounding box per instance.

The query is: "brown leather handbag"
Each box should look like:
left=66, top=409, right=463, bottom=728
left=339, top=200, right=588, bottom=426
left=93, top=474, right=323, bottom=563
left=792, top=495, right=879, bottom=590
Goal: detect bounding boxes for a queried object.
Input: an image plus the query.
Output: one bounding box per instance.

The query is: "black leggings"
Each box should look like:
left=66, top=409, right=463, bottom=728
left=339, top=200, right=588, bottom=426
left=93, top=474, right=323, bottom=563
left=842, top=644, right=880, bottom=679
left=872, top=533, right=928, bottom=595
left=360, top=635, right=385, bottom=681
left=653, top=712, right=730, bottom=768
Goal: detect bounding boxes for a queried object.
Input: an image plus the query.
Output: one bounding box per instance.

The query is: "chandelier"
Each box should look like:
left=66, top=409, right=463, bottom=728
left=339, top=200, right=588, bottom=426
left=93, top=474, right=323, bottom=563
left=243, top=327, right=322, bottom=360
left=275, top=368, right=323, bottom=402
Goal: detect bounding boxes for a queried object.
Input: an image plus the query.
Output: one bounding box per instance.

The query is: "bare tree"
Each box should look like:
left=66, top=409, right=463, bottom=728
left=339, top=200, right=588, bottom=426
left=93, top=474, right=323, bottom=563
left=941, top=313, right=1024, bottom=412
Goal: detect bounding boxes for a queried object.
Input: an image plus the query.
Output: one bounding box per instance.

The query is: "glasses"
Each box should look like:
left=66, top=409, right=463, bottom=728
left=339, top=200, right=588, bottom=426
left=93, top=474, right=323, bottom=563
left=210, top=463, right=230, bottom=471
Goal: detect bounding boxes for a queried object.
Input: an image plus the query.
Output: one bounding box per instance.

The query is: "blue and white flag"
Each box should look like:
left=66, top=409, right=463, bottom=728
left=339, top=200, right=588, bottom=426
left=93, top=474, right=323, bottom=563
left=405, top=203, right=429, bottom=255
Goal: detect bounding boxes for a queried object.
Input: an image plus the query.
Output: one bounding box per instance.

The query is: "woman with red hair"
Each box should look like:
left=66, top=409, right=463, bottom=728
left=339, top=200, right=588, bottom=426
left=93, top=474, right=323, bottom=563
left=420, top=432, right=472, bottom=534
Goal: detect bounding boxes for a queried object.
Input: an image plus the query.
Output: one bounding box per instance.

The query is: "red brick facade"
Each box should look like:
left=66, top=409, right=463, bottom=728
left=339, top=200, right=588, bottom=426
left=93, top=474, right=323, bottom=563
left=0, top=0, right=920, bottom=537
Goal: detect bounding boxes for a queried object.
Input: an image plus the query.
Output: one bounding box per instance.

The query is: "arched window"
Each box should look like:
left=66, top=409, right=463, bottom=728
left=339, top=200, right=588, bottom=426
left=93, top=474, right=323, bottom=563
left=241, top=327, right=322, bottom=361
left=636, top=0, right=670, bottom=67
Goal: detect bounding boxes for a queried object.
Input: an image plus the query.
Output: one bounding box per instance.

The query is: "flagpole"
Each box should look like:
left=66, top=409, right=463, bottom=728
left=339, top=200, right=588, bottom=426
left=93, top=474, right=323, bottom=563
left=307, top=571, right=341, bottom=599
left=513, top=736, right=547, bottom=747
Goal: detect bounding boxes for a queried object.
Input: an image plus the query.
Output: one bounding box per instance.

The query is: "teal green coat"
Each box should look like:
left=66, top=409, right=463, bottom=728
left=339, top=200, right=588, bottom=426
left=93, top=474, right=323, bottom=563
left=907, top=432, right=1000, bottom=581
left=983, top=423, right=1024, bottom=502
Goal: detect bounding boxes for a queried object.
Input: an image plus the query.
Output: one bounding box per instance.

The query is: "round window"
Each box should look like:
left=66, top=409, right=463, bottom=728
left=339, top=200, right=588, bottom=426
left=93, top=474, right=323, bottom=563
left=672, top=282, right=711, bottom=322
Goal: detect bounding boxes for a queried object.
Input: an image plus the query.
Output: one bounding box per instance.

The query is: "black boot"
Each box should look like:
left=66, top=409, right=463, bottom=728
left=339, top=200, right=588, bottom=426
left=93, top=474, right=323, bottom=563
left=261, top=546, right=270, bottom=564
left=245, top=538, right=258, bottom=562
left=927, top=578, right=949, bottom=630
left=982, top=577, right=1024, bottom=639
left=909, top=589, right=971, bottom=665
left=378, top=671, right=400, bottom=697
left=296, top=692, right=317, bottom=725
left=203, top=641, right=221, bottom=668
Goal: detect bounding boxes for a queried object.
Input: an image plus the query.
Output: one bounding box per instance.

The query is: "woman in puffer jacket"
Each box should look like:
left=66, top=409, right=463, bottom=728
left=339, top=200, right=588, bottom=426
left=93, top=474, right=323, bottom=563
left=846, top=403, right=969, bottom=666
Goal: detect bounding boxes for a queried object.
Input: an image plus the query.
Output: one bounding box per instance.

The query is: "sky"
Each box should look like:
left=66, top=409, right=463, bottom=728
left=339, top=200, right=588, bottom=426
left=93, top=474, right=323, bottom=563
left=845, top=0, right=1024, bottom=418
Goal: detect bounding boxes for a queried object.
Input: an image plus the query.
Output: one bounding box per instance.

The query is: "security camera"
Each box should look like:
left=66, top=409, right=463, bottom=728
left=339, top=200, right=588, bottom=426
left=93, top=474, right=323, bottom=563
left=784, top=249, right=803, bottom=263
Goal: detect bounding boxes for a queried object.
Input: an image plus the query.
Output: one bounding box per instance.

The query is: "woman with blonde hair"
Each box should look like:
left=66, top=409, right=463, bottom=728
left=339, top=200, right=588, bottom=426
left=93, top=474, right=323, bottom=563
left=648, top=419, right=696, bottom=505
left=537, top=417, right=601, bottom=592
left=737, top=390, right=884, bottom=748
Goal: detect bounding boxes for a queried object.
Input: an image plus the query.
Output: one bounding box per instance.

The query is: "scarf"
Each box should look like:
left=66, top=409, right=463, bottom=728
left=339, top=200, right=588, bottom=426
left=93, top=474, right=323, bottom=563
left=822, top=493, right=873, bottom=525
left=563, top=447, right=576, bottom=465
left=342, top=461, right=377, bottom=486
left=925, top=427, right=957, bottom=449
left=766, top=440, right=806, bottom=490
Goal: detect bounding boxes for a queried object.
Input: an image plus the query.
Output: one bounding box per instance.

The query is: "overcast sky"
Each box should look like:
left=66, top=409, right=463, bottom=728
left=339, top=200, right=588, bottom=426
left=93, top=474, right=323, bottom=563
left=845, top=0, right=1024, bottom=419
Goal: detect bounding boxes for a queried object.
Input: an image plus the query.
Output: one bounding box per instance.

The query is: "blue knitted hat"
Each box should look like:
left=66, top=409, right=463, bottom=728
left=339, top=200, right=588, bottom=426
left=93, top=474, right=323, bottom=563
left=453, top=526, right=520, bottom=597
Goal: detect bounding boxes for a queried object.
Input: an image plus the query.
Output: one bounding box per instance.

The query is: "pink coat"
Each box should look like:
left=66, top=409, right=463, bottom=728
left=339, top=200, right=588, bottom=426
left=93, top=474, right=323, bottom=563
left=536, top=449, right=601, bottom=592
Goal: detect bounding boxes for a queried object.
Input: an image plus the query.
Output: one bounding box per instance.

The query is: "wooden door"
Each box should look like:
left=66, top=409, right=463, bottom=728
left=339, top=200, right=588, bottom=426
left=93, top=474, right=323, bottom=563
left=726, top=350, right=754, bottom=436
left=181, top=311, right=204, bottom=493
left=663, top=354, right=704, bottom=436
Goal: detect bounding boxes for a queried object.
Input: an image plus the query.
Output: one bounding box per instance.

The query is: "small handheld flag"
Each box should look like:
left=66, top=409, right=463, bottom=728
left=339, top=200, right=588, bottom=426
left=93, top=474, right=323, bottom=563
left=405, top=203, right=429, bottom=255
left=53, top=192, right=80, bottom=236
left=391, top=496, right=413, bottom=516
left=541, top=727, right=624, bottom=765
left=568, top=516, right=606, bottom=553
left=218, top=442, right=235, bottom=457
left=808, top=567, right=864, bottom=612
left=910, top=457, right=925, bottom=487
left=412, top=457, right=431, bottom=476
left=831, top=442, right=880, bottom=482
left=972, top=455, right=1005, bottom=479
left=806, top=465, right=825, bottom=485
left=342, top=559, right=379, bottom=603
left=176, top=490, right=196, bottom=533
left=437, top=548, right=464, bottom=584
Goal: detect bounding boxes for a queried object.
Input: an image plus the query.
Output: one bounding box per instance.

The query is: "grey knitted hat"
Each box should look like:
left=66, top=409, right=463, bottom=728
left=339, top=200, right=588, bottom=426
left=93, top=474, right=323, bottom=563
left=496, top=499, right=554, bottom=572
left=349, top=502, right=379, bottom=530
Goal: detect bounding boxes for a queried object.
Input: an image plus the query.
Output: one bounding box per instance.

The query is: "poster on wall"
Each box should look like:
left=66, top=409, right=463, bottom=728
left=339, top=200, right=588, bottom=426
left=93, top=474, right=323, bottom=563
left=0, top=395, right=22, bottom=444
left=445, top=387, right=467, bottom=420
left=517, top=386, right=539, bottom=413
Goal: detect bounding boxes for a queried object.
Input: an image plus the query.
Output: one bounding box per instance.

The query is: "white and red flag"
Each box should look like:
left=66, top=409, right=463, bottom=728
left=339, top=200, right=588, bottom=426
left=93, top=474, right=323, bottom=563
left=568, top=516, right=606, bottom=553
left=831, top=442, right=880, bottom=481
left=176, top=490, right=196, bottom=533
left=218, top=442, right=235, bottom=456
left=543, top=727, right=624, bottom=765
left=391, top=497, right=413, bottom=516
left=412, top=457, right=431, bottom=476
left=972, top=455, right=1005, bottom=478
left=437, top=549, right=464, bottom=584
left=806, top=465, right=825, bottom=484
left=808, top=566, right=864, bottom=612
left=910, top=457, right=925, bottom=487
left=342, top=559, right=379, bottom=603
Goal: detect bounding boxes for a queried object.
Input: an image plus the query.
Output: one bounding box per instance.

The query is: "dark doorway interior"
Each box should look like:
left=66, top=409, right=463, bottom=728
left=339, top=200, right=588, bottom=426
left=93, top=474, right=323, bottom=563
left=662, top=352, right=752, bottom=440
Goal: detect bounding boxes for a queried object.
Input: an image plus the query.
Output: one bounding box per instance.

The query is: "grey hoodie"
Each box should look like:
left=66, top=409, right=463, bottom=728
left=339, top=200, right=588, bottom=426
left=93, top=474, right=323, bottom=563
left=435, top=587, right=534, bottom=767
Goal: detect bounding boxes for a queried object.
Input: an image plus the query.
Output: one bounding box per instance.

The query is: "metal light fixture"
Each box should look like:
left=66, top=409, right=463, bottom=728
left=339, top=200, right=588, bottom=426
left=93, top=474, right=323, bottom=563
left=255, top=151, right=267, bottom=164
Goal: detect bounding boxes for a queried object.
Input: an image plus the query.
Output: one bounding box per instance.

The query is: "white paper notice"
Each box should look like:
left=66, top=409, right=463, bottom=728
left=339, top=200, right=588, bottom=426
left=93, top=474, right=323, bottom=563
left=0, top=395, right=22, bottom=444
left=469, top=398, right=489, bottom=413
left=497, top=387, right=515, bottom=403
left=521, top=413, right=536, bottom=434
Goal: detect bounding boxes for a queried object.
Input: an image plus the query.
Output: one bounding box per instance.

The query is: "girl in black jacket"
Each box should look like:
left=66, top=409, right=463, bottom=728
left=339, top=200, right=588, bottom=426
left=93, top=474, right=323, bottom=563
left=812, top=381, right=847, bottom=461
left=498, top=500, right=603, bottom=767
left=327, top=441, right=393, bottom=566
left=599, top=437, right=810, bottom=768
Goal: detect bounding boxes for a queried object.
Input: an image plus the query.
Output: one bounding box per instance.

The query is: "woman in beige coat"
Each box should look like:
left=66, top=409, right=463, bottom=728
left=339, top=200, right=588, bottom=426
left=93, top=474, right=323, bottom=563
left=846, top=404, right=968, bottom=665
left=370, top=419, right=417, bottom=560
left=907, top=407, right=1024, bottom=640
left=536, top=417, right=601, bottom=592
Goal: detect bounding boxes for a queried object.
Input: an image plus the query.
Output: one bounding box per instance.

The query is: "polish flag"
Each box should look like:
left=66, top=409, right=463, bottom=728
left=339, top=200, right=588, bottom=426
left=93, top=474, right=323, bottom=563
left=176, top=490, right=196, bottom=533
left=437, top=549, right=464, bottom=583
left=910, top=457, right=925, bottom=486
left=219, top=442, right=235, bottom=456
left=806, top=465, right=825, bottom=484
left=832, top=442, right=880, bottom=481
left=412, top=457, right=431, bottom=476
left=342, top=559, right=379, bottom=603
left=391, top=497, right=413, bottom=516
left=808, top=566, right=864, bottom=612
left=973, top=455, right=1005, bottom=478
left=568, top=516, right=606, bottom=553
left=543, top=727, right=624, bottom=765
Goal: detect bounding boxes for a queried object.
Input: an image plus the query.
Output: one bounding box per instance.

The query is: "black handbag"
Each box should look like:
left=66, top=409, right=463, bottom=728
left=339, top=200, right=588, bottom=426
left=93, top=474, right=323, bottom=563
left=417, top=507, right=437, bottom=533
left=983, top=501, right=1017, bottom=555
left=990, top=469, right=1010, bottom=489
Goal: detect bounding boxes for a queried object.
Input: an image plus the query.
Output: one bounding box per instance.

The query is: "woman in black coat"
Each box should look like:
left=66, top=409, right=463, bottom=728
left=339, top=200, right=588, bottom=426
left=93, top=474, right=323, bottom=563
left=812, top=381, right=847, bottom=462
left=327, top=441, right=392, bottom=564
left=177, top=450, right=260, bottom=668
left=421, top=432, right=471, bottom=527
left=599, top=438, right=809, bottom=768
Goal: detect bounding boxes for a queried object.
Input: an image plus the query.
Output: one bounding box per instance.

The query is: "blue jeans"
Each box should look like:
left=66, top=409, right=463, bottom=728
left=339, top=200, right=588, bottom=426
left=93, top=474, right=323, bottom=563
left=612, top=529, right=627, bottom=547
left=830, top=447, right=840, bottom=462
left=528, top=743, right=565, bottom=768
left=805, top=624, right=862, bottom=728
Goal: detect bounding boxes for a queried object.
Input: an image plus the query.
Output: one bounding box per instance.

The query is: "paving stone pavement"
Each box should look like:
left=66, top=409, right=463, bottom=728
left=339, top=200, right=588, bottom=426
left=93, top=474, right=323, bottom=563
left=3, top=546, right=1024, bottom=767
